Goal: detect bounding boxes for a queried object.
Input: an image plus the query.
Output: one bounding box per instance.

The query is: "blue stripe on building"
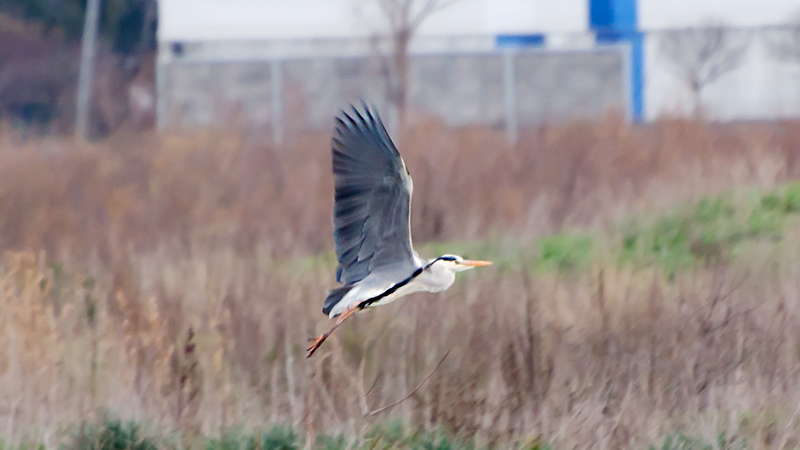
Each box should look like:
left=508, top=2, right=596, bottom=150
left=590, top=0, right=644, bottom=121
left=495, top=34, right=546, bottom=49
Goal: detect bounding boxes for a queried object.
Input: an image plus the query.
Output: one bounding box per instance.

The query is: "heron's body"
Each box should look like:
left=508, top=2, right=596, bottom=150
left=306, top=103, right=491, bottom=357
left=326, top=254, right=457, bottom=317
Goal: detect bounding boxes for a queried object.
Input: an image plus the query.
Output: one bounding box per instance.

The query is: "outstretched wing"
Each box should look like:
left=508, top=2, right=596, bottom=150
left=330, top=103, right=417, bottom=287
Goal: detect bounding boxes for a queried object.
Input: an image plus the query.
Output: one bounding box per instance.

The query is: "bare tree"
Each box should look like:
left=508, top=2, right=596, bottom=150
left=659, top=25, right=751, bottom=114
left=374, top=0, right=460, bottom=130
left=763, top=23, right=800, bottom=108
left=764, top=24, right=800, bottom=63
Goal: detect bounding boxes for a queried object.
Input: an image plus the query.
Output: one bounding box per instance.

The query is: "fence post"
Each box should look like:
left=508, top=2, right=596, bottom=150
left=271, top=59, right=284, bottom=148
left=503, top=50, right=518, bottom=145
left=156, top=51, right=168, bottom=131
left=75, top=0, right=102, bottom=140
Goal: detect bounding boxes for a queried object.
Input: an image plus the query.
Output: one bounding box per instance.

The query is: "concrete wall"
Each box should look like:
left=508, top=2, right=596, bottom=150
left=157, top=45, right=627, bottom=141
left=158, top=0, right=588, bottom=42
left=157, top=0, right=800, bottom=124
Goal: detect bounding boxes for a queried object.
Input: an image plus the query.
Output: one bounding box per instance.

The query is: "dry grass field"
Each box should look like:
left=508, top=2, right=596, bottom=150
left=2, top=116, right=800, bottom=449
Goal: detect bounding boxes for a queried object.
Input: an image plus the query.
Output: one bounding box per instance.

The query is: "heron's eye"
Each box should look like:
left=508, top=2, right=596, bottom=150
left=440, top=256, right=457, bottom=262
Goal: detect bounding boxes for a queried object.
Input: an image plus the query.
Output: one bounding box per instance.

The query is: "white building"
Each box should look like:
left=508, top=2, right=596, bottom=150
left=640, top=0, right=800, bottom=120
left=158, top=0, right=587, bottom=44
left=156, top=0, right=800, bottom=127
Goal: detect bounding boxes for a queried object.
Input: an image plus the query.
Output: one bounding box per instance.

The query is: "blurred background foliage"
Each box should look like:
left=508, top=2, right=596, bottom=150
left=0, top=0, right=155, bottom=52
left=4, top=2, right=800, bottom=449
left=0, top=0, right=156, bottom=135
left=0, top=117, right=798, bottom=449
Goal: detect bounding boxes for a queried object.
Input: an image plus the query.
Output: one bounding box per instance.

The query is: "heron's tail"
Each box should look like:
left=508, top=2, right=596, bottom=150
left=322, top=286, right=352, bottom=317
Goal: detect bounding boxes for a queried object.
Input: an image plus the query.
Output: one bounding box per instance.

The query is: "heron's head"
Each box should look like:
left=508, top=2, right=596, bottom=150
left=434, top=254, right=492, bottom=273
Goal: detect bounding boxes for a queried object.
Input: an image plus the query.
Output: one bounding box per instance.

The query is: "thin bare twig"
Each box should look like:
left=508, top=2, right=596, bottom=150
left=364, top=349, right=451, bottom=417
left=409, top=0, right=460, bottom=30
left=365, top=370, right=383, bottom=398
left=357, top=353, right=370, bottom=416
left=779, top=393, right=800, bottom=449
left=366, top=430, right=385, bottom=450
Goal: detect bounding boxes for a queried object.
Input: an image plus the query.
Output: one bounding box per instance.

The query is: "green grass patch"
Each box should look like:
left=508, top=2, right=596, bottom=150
left=617, top=183, right=800, bottom=278
left=63, top=417, right=158, bottom=450
left=648, top=431, right=749, bottom=450
left=285, top=182, right=800, bottom=281
left=0, top=440, right=45, bottom=450
left=26, top=416, right=769, bottom=450
left=206, top=427, right=299, bottom=450
left=364, top=420, right=475, bottom=450
left=536, top=234, right=593, bottom=273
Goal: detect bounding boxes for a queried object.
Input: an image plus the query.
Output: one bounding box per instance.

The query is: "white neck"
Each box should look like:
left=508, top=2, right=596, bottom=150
left=414, top=259, right=456, bottom=293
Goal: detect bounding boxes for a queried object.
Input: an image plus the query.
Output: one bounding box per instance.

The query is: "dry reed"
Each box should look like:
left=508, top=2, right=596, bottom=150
left=0, top=116, right=799, bottom=448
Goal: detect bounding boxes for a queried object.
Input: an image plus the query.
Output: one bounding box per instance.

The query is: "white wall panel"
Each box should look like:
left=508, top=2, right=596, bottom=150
left=159, top=0, right=587, bottom=42
left=639, top=0, right=800, bottom=30
left=644, top=33, right=800, bottom=120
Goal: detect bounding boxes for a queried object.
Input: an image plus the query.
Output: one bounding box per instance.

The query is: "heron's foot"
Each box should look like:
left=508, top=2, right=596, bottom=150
left=306, top=334, right=329, bottom=358
left=306, top=308, right=358, bottom=358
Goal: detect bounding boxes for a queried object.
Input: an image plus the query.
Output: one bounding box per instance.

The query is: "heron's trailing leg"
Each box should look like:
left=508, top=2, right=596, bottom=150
left=306, top=306, right=358, bottom=358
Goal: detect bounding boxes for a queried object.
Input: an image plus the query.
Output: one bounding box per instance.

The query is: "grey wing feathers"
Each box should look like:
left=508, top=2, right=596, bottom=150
left=322, top=285, right=352, bottom=316
left=330, top=104, right=416, bottom=288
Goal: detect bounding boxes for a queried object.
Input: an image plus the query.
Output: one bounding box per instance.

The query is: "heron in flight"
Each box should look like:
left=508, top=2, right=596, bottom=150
left=306, top=104, right=491, bottom=358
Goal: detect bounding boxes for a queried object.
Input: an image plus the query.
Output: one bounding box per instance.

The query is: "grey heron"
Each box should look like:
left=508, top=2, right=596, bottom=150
left=306, top=104, right=491, bottom=358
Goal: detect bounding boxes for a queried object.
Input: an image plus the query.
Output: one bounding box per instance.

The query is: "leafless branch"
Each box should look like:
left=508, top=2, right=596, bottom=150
left=409, top=0, right=460, bottom=30
left=764, top=24, right=800, bottom=63
left=366, top=430, right=385, bottom=450
left=378, top=0, right=457, bottom=32
left=364, top=349, right=450, bottom=417
left=373, top=0, right=463, bottom=129
left=659, top=25, right=751, bottom=110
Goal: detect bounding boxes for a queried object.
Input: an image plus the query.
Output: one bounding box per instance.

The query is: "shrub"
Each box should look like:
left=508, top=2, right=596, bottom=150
left=537, top=234, right=593, bottom=272
left=64, top=418, right=157, bottom=450
left=251, top=427, right=298, bottom=450
left=648, top=432, right=748, bottom=450
left=783, top=182, right=800, bottom=213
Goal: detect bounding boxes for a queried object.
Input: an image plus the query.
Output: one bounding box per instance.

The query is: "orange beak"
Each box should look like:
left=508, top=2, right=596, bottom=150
left=461, top=260, right=492, bottom=267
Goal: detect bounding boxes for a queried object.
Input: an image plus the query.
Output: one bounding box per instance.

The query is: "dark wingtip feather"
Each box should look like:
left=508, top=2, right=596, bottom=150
left=341, top=110, right=358, bottom=128
left=322, top=285, right=352, bottom=316
left=352, top=104, right=374, bottom=133
left=334, top=102, right=381, bottom=134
